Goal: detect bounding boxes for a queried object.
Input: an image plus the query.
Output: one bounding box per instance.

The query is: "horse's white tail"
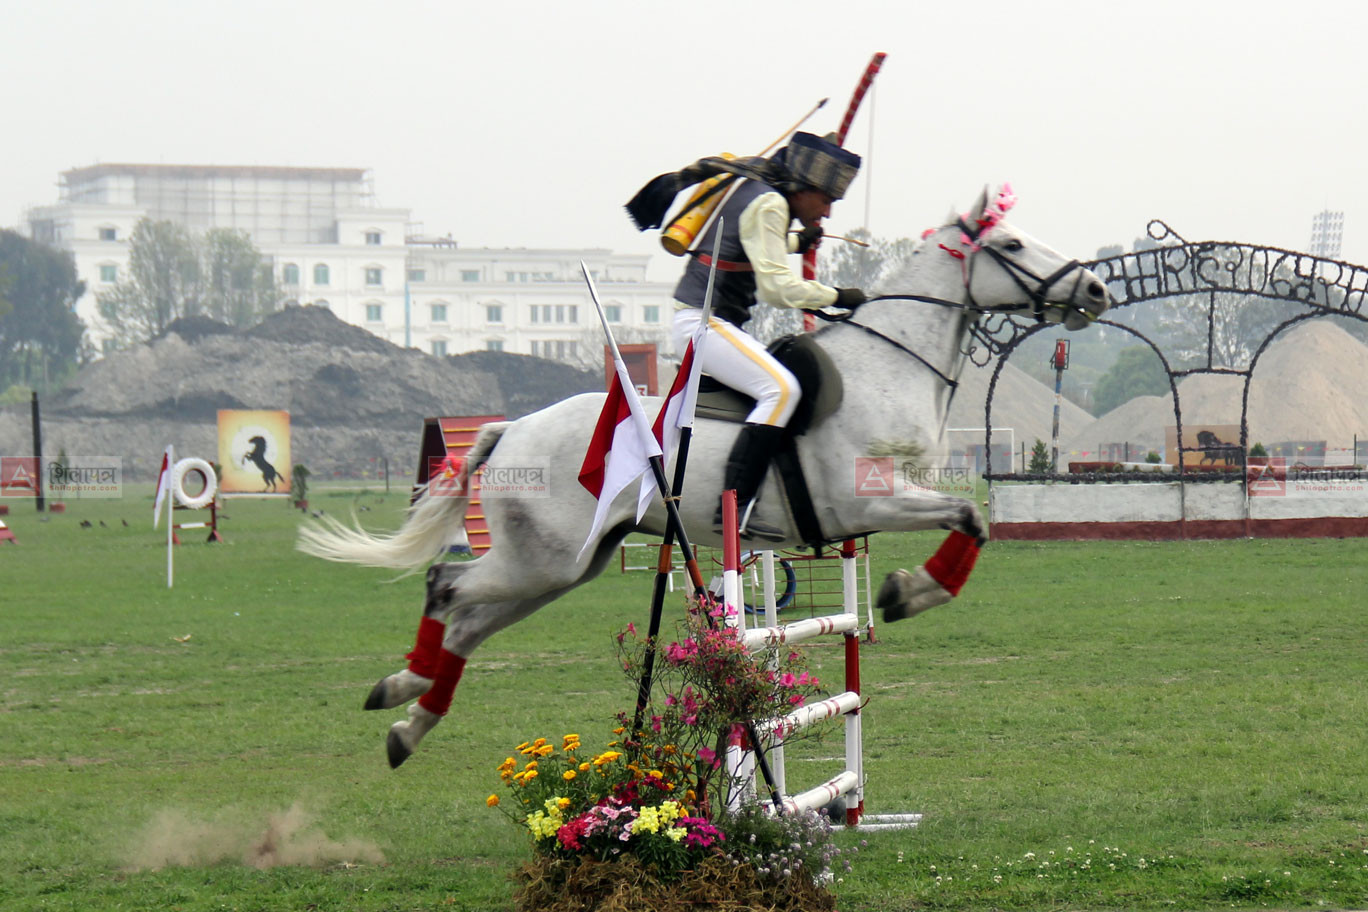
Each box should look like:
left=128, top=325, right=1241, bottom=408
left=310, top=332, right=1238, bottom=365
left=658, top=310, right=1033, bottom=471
left=297, top=422, right=510, bottom=570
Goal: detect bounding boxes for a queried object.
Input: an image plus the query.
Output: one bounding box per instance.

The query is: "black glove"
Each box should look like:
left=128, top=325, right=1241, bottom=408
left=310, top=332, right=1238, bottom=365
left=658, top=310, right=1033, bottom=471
left=795, top=224, right=823, bottom=254
left=835, top=287, right=867, bottom=310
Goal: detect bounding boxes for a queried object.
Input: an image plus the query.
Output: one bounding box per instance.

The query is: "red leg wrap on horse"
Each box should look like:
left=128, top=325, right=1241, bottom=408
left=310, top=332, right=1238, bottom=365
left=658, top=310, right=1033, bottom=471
left=417, top=649, right=467, bottom=716
left=405, top=616, right=446, bottom=678
left=923, top=530, right=975, bottom=591
left=940, top=540, right=981, bottom=596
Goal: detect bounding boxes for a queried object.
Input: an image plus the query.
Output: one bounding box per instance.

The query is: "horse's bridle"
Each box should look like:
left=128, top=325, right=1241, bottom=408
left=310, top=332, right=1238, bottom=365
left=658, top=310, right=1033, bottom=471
left=815, top=220, right=1098, bottom=391
left=956, top=218, right=1093, bottom=326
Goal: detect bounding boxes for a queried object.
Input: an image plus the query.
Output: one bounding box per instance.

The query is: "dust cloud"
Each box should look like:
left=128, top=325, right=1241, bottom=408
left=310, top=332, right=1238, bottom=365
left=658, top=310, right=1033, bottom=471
left=125, top=802, right=384, bottom=871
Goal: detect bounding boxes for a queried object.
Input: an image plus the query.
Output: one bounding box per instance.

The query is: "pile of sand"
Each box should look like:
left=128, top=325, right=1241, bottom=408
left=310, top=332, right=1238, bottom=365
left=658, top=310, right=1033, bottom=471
left=1064, top=320, right=1368, bottom=455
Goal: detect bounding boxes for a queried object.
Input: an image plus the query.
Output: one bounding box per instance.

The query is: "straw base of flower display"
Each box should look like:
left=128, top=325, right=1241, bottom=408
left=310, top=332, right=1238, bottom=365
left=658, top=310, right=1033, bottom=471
left=512, top=853, right=837, bottom=912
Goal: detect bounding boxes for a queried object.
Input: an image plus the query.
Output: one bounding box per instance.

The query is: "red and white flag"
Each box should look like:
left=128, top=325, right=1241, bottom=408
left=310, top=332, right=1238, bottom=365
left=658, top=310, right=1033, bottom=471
left=636, top=318, right=707, bottom=518
left=153, top=445, right=173, bottom=528
left=577, top=266, right=663, bottom=561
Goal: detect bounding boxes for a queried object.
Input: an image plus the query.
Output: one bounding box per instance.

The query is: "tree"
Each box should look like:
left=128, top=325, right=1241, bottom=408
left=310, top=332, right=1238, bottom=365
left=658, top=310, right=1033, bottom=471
left=0, top=230, right=86, bottom=393
left=1028, top=438, right=1051, bottom=473
left=817, top=227, right=919, bottom=291
left=97, top=219, right=200, bottom=342
left=98, top=219, right=278, bottom=344
left=1092, top=345, right=1170, bottom=415
left=201, top=228, right=278, bottom=327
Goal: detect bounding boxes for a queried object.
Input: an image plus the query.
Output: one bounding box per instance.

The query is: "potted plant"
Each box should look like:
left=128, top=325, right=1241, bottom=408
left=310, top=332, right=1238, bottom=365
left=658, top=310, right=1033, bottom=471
left=292, top=464, right=310, bottom=510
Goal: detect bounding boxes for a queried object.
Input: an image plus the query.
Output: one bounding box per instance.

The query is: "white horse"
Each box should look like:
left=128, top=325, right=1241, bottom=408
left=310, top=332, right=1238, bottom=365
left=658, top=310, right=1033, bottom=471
left=299, top=188, right=1112, bottom=767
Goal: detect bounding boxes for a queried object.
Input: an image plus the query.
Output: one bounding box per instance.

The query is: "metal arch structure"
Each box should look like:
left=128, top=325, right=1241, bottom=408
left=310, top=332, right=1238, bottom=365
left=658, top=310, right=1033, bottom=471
left=981, top=219, right=1368, bottom=482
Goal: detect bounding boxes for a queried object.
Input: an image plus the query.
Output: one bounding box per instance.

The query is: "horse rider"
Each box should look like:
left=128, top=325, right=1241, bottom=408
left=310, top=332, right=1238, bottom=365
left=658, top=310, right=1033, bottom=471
left=626, top=131, right=868, bottom=541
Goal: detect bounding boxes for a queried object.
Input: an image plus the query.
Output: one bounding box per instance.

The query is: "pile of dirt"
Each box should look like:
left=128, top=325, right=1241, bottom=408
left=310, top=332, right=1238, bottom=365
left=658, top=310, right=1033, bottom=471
left=1064, top=320, right=1368, bottom=456
left=948, top=357, right=1094, bottom=454
left=0, top=306, right=603, bottom=480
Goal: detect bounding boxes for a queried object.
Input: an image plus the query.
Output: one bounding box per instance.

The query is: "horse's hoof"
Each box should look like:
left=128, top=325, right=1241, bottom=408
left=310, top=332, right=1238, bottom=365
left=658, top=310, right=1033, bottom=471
left=386, top=729, right=412, bottom=769
left=878, top=568, right=952, bottom=623
left=364, top=679, right=389, bottom=711
left=385, top=704, right=441, bottom=769
left=363, top=670, right=433, bottom=711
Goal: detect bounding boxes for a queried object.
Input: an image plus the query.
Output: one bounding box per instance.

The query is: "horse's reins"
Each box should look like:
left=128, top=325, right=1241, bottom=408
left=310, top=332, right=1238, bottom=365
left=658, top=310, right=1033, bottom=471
left=815, top=218, right=1097, bottom=393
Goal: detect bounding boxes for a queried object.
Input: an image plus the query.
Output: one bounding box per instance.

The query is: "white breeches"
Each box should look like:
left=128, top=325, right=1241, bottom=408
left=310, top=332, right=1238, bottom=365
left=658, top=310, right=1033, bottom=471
left=672, top=307, right=800, bottom=427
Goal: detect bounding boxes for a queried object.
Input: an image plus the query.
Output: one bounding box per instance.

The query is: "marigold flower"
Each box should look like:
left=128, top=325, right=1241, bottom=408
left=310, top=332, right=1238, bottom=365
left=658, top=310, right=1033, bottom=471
left=515, top=741, right=530, bottom=752
left=534, top=744, right=555, bottom=757
left=498, top=756, right=516, bottom=773
left=563, top=770, right=576, bottom=781
left=486, top=794, right=500, bottom=807
left=579, top=762, right=590, bottom=772
left=613, top=726, right=625, bottom=735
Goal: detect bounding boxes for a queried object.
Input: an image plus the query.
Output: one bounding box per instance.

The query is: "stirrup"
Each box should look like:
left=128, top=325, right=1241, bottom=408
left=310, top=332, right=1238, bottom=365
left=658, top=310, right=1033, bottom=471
left=713, top=506, right=786, bottom=543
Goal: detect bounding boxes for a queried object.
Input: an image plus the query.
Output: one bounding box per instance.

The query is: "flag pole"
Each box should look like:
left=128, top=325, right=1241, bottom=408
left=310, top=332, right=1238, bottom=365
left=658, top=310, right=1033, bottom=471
left=582, top=261, right=786, bottom=813
left=632, top=227, right=720, bottom=731
left=166, top=446, right=175, bottom=588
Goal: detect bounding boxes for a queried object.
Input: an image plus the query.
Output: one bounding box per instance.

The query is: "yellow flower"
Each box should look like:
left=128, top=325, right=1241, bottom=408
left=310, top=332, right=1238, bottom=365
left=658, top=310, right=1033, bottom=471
left=524, top=761, right=538, bottom=771
left=522, top=770, right=538, bottom=782
left=562, top=770, right=577, bottom=781
left=666, top=826, right=686, bottom=842
left=531, top=738, right=547, bottom=748
left=534, top=744, right=555, bottom=757
left=562, top=733, right=581, bottom=748
left=497, top=756, right=516, bottom=773
left=685, top=789, right=697, bottom=803
left=579, top=762, right=590, bottom=772
left=515, top=741, right=530, bottom=752
left=613, top=726, right=625, bottom=735
left=556, top=797, right=571, bottom=810
left=486, top=794, right=500, bottom=807
left=647, top=770, right=664, bottom=779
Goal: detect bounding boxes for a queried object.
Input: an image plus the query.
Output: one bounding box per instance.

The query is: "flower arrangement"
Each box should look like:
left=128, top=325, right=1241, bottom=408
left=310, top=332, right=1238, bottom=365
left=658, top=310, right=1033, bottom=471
left=492, top=596, right=851, bottom=911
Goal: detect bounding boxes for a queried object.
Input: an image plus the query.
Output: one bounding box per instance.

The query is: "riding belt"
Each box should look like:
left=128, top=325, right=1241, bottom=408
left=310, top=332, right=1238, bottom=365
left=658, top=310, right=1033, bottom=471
left=693, top=253, right=753, bottom=273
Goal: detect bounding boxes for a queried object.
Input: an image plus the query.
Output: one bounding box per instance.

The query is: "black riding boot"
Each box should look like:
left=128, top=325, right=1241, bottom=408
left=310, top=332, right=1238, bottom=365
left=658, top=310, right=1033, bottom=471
left=713, top=423, right=788, bottom=542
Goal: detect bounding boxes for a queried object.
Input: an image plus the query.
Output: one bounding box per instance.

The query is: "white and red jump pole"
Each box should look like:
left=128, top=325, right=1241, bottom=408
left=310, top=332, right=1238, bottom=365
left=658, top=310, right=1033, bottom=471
left=719, top=491, right=919, bottom=830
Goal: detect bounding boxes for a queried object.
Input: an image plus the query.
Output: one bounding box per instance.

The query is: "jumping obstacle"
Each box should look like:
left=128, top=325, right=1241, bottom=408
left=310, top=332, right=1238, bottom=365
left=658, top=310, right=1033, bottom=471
left=413, top=415, right=504, bottom=554
left=718, top=494, right=920, bottom=831
left=169, top=458, right=222, bottom=544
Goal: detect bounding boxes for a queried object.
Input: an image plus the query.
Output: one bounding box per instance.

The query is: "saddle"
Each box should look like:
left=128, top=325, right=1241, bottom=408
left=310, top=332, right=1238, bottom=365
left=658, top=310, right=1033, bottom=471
left=694, top=333, right=845, bottom=545
left=694, top=333, right=844, bottom=434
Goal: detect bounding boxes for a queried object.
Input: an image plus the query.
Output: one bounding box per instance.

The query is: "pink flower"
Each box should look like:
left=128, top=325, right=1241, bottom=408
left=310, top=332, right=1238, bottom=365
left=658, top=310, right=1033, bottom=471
left=779, top=672, right=797, bottom=688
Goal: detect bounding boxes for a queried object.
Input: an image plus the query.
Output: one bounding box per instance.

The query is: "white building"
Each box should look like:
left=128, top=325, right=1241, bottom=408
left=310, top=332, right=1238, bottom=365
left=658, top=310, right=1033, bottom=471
left=25, top=163, right=675, bottom=361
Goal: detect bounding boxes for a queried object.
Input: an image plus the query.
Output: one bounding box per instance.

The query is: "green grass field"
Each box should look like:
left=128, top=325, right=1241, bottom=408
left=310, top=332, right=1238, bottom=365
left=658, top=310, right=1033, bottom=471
left=2, top=486, right=1366, bottom=911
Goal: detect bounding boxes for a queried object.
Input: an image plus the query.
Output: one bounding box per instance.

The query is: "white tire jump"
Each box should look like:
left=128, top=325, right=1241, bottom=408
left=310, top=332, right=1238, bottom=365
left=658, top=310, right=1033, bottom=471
left=172, top=458, right=217, bottom=509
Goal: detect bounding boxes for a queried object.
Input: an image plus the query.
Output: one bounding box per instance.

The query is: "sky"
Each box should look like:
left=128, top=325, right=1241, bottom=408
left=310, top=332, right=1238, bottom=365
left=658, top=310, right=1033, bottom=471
left=4, top=0, right=1366, bottom=281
